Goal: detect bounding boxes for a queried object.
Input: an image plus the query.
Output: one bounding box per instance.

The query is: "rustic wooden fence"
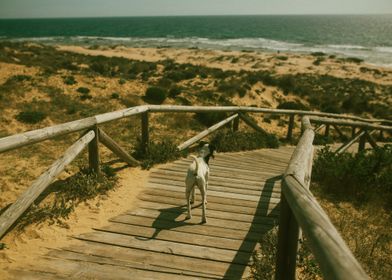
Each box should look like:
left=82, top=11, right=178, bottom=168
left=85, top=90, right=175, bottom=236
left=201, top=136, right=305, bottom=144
left=0, top=105, right=391, bottom=279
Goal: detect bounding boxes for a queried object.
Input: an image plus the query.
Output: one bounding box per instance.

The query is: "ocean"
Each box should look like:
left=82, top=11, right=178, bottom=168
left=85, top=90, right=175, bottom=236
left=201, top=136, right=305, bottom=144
left=1, top=15, right=392, bottom=67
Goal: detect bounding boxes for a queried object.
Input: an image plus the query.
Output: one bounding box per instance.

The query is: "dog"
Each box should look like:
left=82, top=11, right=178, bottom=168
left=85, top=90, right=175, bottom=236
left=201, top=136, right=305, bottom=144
left=185, top=142, right=215, bottom=224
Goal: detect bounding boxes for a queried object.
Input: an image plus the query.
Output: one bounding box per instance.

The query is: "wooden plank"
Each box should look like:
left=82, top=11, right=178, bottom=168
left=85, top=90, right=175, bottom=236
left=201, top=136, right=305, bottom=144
left=110, top=213, right=268, bottom=241
left=365, top=131, right=378, bottom=149
left=324, top=124, right=330, bottom=137
left=151, top=168, right=281, bottom=183
left=21, top=255, right=202, bottom=280
left=314, top=124, right=326, bottom=133
left=137, top=193, right=279, bottom=217
left=0, top=106, right=148, bottom=154
left=99, top=128, right=140, bottom=166
left=309, top=116, right=392, bottom=131
left=177, top=114, right=238, bottom=151
left=149, top=173, right=281, bottom=190
left=0, top=131, right=95, bottom=239
left=232, top=115, right=239, bottom=131
left=146, top=182, right=282, bottom=200
left=133, top=200, right=279, bottom=225
left=147, top=105, right=391, bottom=125
left=282, top=175, right=369, bottom=280
left=147, top=178, right=282, bottom=196
left=47, top=245, right=248, bottom=279
left=143, top=187, right=278, bottom=206
left=76, top=231, right=252, bottom=265
left=55, top=241, right=250, bottom=279
left=332, top=125, right=346, bottom=141
left=96, top=223, right=257, bottom=252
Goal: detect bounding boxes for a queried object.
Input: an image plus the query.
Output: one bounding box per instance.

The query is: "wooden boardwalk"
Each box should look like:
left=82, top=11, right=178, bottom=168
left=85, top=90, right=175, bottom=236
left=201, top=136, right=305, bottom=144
left=11, top=146, right=295, bottom=279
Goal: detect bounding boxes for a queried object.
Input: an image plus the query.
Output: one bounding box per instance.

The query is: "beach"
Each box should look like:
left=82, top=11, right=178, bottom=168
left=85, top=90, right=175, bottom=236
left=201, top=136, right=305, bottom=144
left=0, top=40, right=391, bottom=277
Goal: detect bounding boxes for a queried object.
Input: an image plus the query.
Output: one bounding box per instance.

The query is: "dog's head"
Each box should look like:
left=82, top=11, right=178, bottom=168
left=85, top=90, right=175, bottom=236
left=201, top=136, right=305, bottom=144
left=198, top=141, right=216, bottom=165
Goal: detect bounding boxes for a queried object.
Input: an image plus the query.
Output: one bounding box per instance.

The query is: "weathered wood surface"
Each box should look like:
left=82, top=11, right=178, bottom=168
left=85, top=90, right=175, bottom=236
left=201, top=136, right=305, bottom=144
left=1, top=105, right=390, bottom=154
left=282, top=175, right=369, bottom=280
left=98, top=129, right=140, bottom=166
left=9, top=147, right=295, bottom=279
left=309, top=116, right=392, bottom=131
left=177, top=114, right=238, bottom=151
left=0, top=106, right=148, bottom=153
left=0, top=131, right=95, bottom=239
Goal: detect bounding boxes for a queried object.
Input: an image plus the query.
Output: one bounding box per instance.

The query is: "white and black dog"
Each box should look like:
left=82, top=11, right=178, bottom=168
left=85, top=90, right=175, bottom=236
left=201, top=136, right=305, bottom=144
left=185, top=142, right=215, bottom=223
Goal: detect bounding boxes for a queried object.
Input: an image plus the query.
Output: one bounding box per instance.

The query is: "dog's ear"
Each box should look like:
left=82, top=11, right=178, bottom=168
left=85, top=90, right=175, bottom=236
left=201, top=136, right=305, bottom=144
left=198, top=141, right=207, bottom=148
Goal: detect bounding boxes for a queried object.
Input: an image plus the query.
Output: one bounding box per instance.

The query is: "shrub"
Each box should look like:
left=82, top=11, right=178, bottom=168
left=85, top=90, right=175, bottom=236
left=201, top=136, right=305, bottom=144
left=16, top=110, right=46, bottom=124
left=111, top=92, right=120, bottom=99
left=144, top=86, right=167, bottom=104
left=63, top=75, right=76, bottom=85
left=17, top=167, right=118, bottom=229
left=311, top=52, right=326, bottom=57
left=132, top=139, right=184, bottom=169
left=277, top=101, right=309, bottom=111
left=276, top=55, right=288, bottom=61
left=345, top=57, right=364, bottom=64
left=76, top=87, right=90, bottom=94
left=168, top=86, right=182, bottom=98
left=312, top=145, right=392, bottom=208
left=210, top=129, right=279, bottom=152
left=118, top=78, right=126, bottom=85
left=194, top=112, right=228, bottom=127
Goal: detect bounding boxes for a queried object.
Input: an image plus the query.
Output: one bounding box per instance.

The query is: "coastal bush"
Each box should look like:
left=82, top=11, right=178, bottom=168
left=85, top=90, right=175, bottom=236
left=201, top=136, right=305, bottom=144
left=277, top=101, right=309, bottom=111
left=312, top=145, right=392, bottom=208
left=111, top=92, right=120, bottom=99
left=276, top=75, right=294, bottom=95
left=63, top=75, right=77, bottom=85
left=345, top=57, right=364, bottom=64
left=144, top=86, right=167, bottom=104
left=76, top=87, right=90, bottom=94
left=17, top=167, right=118, bottom=229
left=132, top=138, right=184, bottom=169
left=251, top=228, right=321, bottom=279
left=16, top=110, right=47, bottom=124
left=118, top=78, right=126, bottom=85
left=194, top=112, right=228, bottom=127
left=210, top=129, right=279, bottom=152
left=168, top=86, right=182, bottom=98
left=311, top=52, right=326, bottom=57
left=276, top=55, right=288, bottom=61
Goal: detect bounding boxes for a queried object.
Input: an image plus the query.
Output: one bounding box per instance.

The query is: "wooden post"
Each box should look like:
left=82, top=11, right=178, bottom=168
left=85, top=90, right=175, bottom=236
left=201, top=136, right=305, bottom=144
left=0, top=131, right=95, bottom=239
left=378, top=130, right=383, bottom=141
left=141, top=112, right=149, bottom=153
left=324, top=124, right=330, bottom=137
left=275, top=191, right=300, bottom=280
left=358, top=131, right=366, bottom=152
left=88, top=126, right=100, bottom=174
left=232, top=116, right=239, bottom=132
left=352, top=127, right=356, bottom=138
left=287, top=115, right=295, bottom=140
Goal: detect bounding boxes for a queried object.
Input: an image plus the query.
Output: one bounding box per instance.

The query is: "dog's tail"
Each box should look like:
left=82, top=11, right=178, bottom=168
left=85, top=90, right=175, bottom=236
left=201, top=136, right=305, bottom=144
left=190, top=155, right=199, bottom=175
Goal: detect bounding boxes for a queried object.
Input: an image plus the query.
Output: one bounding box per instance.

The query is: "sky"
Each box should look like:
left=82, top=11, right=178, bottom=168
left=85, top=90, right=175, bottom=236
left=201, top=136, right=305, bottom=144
left=0, top=0, right=391, bottom=19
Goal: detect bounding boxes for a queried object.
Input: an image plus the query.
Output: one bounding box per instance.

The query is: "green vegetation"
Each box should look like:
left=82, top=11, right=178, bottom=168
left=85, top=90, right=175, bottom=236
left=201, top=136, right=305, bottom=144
left=17, top=167, right=118, bottom=230
left=194, top=112, right=228, bottom=127
left=144, top=86, right=167, bottom=104
left=211, top=129, right=279, bottom=152
left=277, top=101, right=309, bottom=111
left=132, top=139, right=184, bottom=169
left=313, top=145, right=392, bottom=208
left=63, top=75, right=77, bottom=85
left=251, top=228, right=321, bottom=279
left=76, top=87, right=90, bottom=94
left=16, top=110, right=46, bottom=124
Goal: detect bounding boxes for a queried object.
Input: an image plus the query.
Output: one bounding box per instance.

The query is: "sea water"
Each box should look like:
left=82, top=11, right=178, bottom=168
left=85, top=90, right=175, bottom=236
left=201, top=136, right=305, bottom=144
left=1, top=15, right=392, bottom=67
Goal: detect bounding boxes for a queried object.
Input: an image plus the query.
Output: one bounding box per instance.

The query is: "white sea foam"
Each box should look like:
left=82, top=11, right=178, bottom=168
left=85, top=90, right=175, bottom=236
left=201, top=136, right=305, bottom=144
left=3, top=36, right=392, bottom=68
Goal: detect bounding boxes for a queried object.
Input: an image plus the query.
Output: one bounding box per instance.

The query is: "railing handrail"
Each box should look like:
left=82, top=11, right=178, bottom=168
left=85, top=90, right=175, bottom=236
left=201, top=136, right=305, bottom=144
left=276, top=115, right=369, bottom=280
left=1, top=105, right=391, bottom=154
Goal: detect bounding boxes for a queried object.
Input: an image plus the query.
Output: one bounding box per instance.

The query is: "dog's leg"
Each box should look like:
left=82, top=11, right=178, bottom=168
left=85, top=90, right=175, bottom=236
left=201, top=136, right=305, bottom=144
left=197, top=178, right=207, bottom=224
left=185, top=186, right=192, bottom=220
left=190, top=187, right=195, bottom=204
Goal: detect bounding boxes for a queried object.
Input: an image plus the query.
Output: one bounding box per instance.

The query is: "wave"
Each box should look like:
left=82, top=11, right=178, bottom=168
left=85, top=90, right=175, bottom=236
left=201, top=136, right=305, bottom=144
left=2, top=35, right=392, bottom=67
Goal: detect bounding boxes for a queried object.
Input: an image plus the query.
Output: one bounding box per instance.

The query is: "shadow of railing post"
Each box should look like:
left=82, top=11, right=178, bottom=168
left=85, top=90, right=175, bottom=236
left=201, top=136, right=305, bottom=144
left=222, top=174, right=282, bottom=279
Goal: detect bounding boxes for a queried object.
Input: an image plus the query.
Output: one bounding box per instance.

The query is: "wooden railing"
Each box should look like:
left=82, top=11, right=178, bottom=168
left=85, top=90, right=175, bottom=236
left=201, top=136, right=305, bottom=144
left=0, top=105, right=391, bottom=278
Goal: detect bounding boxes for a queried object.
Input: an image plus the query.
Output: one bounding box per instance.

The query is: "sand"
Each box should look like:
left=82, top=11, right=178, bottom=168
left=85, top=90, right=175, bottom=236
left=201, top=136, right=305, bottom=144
left=0, top=44, right=391, bottom=277
left=0, top=166, right=150, bottom=277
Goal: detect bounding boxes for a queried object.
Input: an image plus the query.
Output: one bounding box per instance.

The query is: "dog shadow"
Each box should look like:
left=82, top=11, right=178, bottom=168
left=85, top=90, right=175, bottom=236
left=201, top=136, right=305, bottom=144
left=136, top=203, right=201, bottom=241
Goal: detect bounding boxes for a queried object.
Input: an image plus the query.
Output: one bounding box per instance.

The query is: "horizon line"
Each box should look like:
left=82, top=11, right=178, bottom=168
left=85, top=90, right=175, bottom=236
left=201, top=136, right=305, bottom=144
left=1, top=13, right=392, bottom=20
